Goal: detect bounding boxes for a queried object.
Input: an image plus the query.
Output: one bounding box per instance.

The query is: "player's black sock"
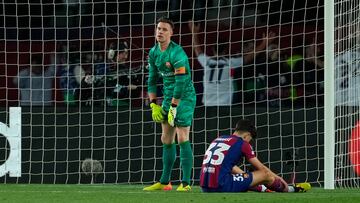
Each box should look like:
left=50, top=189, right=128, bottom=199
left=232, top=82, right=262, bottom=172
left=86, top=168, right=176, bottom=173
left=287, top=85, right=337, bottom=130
left=182, top=182, right=188, bottom=187
left=160, top=181, right=169, bottom=185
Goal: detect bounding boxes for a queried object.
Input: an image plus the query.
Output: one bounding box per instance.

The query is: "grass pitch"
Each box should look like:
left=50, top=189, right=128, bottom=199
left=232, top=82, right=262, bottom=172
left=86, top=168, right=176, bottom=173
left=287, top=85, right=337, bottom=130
left=0, top=184, right=359, bottom=203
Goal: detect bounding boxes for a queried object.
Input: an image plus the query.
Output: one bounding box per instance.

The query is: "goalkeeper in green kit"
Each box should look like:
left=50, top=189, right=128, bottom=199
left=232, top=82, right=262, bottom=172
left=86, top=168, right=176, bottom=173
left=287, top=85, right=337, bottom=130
left=143, top=17, right=196, bottom=192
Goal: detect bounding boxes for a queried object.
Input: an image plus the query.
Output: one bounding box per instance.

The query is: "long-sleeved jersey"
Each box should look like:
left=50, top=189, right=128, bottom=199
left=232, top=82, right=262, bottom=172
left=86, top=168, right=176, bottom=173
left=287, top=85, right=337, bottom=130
left=147, top=41, right=195, bottom=101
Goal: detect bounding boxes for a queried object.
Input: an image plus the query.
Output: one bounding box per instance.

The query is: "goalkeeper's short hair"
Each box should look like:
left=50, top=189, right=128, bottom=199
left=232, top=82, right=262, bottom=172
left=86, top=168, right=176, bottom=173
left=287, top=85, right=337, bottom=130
left=156, top=16, right=174, bottom=30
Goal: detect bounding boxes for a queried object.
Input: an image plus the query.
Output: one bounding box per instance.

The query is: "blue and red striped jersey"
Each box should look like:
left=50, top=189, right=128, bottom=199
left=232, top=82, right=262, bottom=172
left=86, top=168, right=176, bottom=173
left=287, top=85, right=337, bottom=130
left=200, top=135, right=255, bottom=188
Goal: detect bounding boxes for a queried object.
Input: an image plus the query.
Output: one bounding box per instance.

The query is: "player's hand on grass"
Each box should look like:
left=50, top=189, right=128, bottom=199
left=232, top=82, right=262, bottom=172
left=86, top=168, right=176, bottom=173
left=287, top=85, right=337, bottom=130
left=150, top=103, right=164, bottom=123
left=168, top=105, right=177, bottom=127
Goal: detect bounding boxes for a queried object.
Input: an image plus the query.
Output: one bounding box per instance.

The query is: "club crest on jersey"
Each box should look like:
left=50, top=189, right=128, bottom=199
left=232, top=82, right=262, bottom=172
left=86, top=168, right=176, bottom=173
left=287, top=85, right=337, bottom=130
left=165, top=62, right=172, bottom=68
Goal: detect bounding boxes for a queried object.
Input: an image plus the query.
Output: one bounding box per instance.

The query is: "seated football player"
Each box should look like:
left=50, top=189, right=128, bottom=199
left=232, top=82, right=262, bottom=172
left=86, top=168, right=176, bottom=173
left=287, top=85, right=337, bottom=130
left=200, top=119, right=311, bottom=193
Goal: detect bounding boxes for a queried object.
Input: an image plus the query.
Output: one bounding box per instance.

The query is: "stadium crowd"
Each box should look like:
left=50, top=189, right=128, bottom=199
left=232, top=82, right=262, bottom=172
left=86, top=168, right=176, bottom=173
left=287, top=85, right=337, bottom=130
left=12, top=31, right=324, bottom=108
left=11, top=35, right=324, bottom=108
left=7, top=0, right=324, bottom=108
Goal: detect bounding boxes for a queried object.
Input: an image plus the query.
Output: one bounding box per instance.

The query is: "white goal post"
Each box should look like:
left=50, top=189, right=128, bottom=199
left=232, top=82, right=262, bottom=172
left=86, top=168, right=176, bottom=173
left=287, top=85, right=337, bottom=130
left=324, top=0, right=335, bottom=190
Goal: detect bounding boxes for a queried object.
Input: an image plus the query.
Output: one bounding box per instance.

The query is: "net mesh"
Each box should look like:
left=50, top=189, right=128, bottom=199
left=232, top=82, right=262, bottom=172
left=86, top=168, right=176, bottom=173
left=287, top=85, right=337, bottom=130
left=0, top=0, right=326, bottom=185
left=334, top=0, right=360, bottom=188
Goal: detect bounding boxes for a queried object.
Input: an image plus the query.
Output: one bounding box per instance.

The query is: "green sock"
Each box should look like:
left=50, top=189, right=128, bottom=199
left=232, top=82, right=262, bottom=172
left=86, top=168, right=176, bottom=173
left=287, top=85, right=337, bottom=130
left=179, top=141, right=193, bottom=185
left=159, top=143, right=176, bottom=184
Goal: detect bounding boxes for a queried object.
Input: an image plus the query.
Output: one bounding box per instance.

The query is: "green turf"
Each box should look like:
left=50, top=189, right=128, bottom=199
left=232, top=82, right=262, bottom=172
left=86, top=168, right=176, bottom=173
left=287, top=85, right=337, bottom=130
left=0, top=184, right=359, bottom=203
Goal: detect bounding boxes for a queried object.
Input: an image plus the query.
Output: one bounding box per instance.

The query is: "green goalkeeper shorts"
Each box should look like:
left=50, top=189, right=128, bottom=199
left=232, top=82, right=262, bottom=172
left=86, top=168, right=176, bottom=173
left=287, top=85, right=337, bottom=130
left=162, top=95, right=196, bottom=127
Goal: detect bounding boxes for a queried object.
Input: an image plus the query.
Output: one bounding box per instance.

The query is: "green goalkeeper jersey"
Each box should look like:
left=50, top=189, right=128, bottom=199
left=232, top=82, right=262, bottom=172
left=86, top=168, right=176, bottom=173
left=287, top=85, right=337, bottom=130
left=147, top=41, right=195, bottom=101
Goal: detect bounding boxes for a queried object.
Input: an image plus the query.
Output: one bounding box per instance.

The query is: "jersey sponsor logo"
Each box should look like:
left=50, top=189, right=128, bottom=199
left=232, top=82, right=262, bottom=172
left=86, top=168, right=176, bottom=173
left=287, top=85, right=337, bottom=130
left=165, top=62, right=172, bottom=68
left=175, top=67, right=186, bottom=75
left=202, top=166, right=215, bottom=173
left=160, top=72, right=174, bottom=77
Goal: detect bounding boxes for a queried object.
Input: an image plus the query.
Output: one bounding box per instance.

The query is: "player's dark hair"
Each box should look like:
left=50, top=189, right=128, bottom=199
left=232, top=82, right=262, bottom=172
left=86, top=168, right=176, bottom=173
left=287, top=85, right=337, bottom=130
left=235, top=119, right=257, bottom=139
left=157, top=17, right=174, bottom=30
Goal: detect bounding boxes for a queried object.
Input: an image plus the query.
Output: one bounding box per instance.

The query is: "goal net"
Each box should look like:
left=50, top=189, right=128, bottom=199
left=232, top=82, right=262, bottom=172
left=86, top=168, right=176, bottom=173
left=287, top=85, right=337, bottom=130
left=0, top=1, right=325, bottom=185
left=334, top=0, right=360, bottom=188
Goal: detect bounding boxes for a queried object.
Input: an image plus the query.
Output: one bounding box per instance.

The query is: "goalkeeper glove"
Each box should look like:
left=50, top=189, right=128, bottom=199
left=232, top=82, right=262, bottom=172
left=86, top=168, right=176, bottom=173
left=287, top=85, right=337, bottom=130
left=150, top=103, right=164, bottom=123
left=168, top=105, right=177, bottom=127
